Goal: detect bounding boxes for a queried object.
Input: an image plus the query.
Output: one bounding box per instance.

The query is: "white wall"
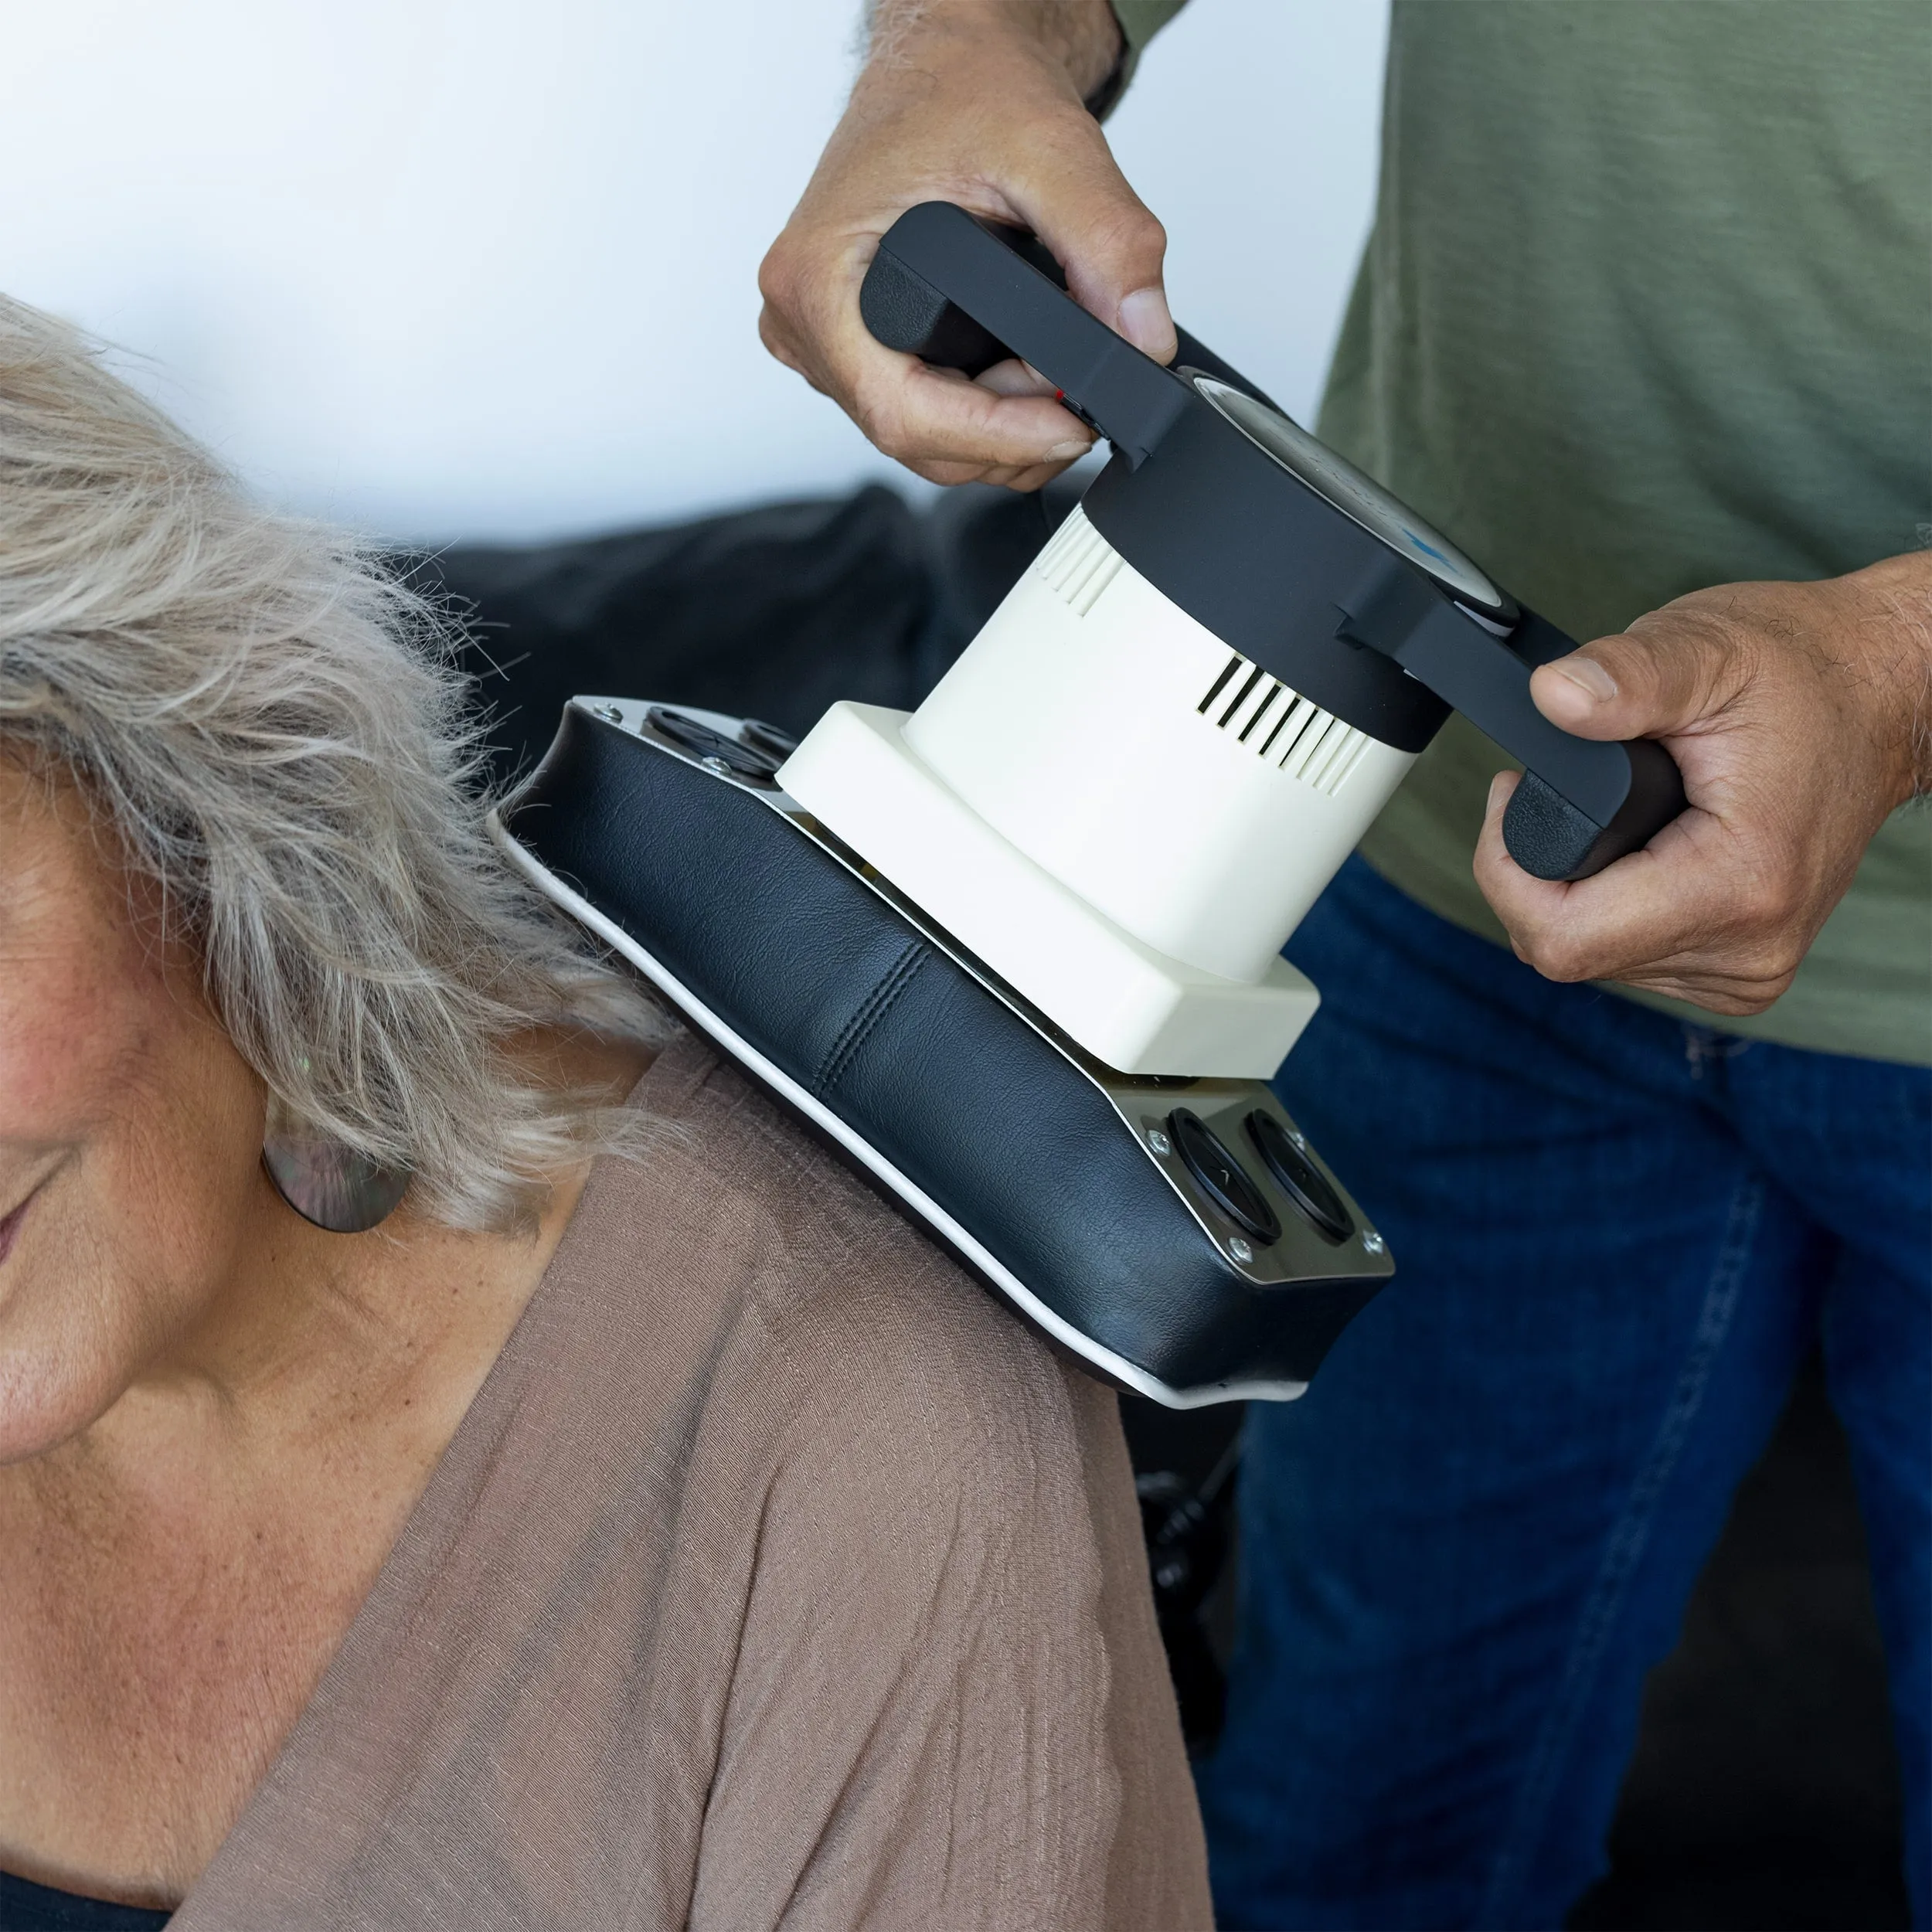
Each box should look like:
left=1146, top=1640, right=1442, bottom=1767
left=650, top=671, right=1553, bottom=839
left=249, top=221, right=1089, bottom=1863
left=2, top=0, right=1386, bottom=544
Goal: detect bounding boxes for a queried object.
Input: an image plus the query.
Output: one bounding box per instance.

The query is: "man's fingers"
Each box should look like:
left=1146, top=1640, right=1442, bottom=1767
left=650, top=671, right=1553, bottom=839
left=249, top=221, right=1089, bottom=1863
left=764, top=195, right=1101, bottom=480
left=1018, top=131, right=1175, bottom=363
left=851, top=358, right=1093, bottom=475
left=1529, top=605, right=1753, bottom=744
left=1475, top=774, right=1709, bottom=983
left=974, top=357, right=1062, bottom=400
left=758, top=36, right=1168, bottom=485
left=765, top=231, right=1096, bottom=477
left=1475, top=773, right=1798, bottom=1011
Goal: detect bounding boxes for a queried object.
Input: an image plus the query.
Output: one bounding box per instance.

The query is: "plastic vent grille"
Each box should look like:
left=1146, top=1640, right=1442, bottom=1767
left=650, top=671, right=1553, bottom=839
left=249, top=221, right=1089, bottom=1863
left=1196, top=652, right=1371, bottom=798
left=1032, top=509, right=1125, bottom=617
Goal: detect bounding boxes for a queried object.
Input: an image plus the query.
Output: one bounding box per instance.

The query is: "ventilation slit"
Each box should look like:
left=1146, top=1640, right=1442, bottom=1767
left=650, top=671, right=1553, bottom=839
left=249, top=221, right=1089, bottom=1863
left=1199, top=655, right=1243, bottom=714
left=1070, top=553, right=1124, bottom=615
left=1038, top=513, right=1087, bottom=580
left=1314, top=719, right=1353, bottom=782
left=1282, top=714, right=1335, bottom=779
left=1275, top=703, right=1321, bottom=769
left=1304, top=723, right=1353, bottom=790
left=1237, top=682, right=1283, bottom=743
left=1193, top=651, right=1376, bottom=794
left=1263, top=696, right=1313, bottom=760
left=1064, top=549, right=1104, bottom=603
left=1217, top=666, right=1264, bottom=727
left=1322, top=732, right=1372, bottom=795
left=1034, top=511, right=1122, bottom=613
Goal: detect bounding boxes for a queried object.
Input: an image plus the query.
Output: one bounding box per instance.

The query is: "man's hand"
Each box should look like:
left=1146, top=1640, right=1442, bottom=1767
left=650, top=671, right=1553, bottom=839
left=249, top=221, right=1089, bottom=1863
left=1475, top=550, right=1932, bottom=1015
left=759, top=0, right=1175, bottom=492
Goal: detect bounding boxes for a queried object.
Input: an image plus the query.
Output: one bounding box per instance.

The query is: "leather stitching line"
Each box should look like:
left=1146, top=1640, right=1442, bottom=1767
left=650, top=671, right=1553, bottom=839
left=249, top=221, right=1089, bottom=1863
left=815, top=940, right=925, bottom=1094
left=822, top=946, right=930, bottom=1094
left=815, top=938, right=917, bottom=1090
left=819, top=947, right=930, bottom=1096
left=836, top=947, right=931, bottom=1088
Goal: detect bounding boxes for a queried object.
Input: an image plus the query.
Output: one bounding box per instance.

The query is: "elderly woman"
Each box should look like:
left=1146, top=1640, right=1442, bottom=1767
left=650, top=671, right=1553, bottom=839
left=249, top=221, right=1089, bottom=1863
left=0, top=298, right=1210, bottom=1931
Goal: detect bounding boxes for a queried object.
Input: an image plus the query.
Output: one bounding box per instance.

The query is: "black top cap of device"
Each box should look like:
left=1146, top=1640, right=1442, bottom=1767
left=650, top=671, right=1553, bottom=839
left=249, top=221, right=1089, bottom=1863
left=860, top=202, right=1685, bottom=882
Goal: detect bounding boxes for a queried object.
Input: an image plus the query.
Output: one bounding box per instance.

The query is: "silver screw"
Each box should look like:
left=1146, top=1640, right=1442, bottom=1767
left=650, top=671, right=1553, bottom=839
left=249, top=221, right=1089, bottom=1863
left=1227, top=1236, right=1253, bottom=1264
left=1289, top=1128, right=1307, bottom=1150
left=701, top=755, right=732, bottom=777
left=592, top=702, right=623, bottom=724
left=1362, top=1230, right=1385, bottom=1255
left=1145, top=1128, right=1172, bottom=1155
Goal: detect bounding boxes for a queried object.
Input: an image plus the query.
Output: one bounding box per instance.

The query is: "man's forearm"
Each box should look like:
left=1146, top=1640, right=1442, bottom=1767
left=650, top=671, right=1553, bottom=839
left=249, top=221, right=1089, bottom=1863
left=864, top=0, right=1124, bottom=103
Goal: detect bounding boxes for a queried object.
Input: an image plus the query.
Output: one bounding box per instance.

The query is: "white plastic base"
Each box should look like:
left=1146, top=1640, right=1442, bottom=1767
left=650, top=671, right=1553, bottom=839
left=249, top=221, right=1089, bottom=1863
left=779, top=701, right=1320, bottom=1079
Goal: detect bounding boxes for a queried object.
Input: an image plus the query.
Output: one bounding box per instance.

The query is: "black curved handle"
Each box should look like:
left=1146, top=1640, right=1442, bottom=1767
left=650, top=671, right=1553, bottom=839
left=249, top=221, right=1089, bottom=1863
left=859, top=210, right=1066, bottom=377
left=1336, top=585, right=1687, bottom=881
left=870, top=204, right=1688, bottom=879
left=862, top=202, right=1281, bottom=410
left=860, top=202, right=1269, bottom=464
left=1481, top=607, right=1688, bottom=879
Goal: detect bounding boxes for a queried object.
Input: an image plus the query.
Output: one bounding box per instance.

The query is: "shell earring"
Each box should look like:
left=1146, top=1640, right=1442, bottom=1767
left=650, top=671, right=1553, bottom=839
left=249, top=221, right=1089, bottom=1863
left=262, top=1133, right=410, bottom=1233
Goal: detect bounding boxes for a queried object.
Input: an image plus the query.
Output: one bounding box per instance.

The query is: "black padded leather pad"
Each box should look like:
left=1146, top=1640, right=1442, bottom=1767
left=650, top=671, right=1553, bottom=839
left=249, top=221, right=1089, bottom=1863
left=502, top=705, right=1383, bottom=1397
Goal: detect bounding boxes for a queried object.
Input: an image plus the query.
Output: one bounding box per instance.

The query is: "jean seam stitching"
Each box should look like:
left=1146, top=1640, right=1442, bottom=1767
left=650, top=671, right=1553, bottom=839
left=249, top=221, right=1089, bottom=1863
left=1477, top=1168, right=1766, bottom=1927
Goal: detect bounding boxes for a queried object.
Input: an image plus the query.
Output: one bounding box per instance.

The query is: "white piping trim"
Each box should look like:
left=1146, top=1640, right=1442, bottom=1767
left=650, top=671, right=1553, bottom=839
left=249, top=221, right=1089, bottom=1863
left=488, top=815, right=1307, bottom=1410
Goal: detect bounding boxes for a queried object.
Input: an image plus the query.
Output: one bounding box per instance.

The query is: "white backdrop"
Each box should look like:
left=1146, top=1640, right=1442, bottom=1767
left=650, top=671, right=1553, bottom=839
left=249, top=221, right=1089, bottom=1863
left=2, top=0, right=1386, bottom=543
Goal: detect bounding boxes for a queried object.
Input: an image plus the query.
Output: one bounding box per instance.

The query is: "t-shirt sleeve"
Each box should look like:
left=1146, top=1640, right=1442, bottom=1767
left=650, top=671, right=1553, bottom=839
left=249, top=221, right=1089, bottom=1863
left=685, top=1253, right=1211, bottom=1932
left=1114, top=0, right=1190, bottom=56
left=1109, top=0, right=1192, bottom=107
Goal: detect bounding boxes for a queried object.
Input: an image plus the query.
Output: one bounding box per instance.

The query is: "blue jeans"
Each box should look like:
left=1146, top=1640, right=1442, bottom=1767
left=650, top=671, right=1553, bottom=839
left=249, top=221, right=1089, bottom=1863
left=1196, top=859, right=1930, bottom=1930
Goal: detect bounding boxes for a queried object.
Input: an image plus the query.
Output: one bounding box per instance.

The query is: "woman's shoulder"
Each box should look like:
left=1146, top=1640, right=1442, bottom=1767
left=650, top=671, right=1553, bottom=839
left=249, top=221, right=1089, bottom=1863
left=568, top=1019, right=1119, bottom=1731
left=606, top=1036, right=1211, bottom=1930
left=430, top=1027, right=1211, bottom=1930
left=604, top=1025, right=1082, bottom=1459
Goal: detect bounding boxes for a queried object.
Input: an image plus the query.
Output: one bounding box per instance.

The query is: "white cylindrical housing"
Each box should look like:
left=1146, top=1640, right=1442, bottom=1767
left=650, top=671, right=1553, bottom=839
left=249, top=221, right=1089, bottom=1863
left=903, top=506, right=1417, bottom=985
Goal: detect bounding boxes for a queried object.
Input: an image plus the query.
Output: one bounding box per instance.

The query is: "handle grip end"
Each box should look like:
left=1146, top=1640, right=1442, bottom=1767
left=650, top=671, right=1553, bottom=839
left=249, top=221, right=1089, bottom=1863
left=859, top=247, right=1010, bottom=376
left=1503, top=738, right=1687, bottom=881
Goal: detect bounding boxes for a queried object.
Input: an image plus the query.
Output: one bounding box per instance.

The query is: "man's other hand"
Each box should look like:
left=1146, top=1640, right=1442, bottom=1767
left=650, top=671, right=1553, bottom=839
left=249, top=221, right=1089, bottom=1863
left=759, top=0, right=1175, bottom=492
left=1475, top=552, right=1932, bottom=1014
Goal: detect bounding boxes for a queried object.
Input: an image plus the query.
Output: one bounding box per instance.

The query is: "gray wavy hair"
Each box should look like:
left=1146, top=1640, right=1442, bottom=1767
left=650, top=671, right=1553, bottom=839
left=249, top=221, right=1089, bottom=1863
left=0, top=294, right=667, bottom=1230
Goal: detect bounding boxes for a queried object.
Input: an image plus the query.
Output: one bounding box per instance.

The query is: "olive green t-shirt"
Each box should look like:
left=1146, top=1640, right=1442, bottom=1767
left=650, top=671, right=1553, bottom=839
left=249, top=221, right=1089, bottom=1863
left=1119, top=0, right=1932, bottom=1065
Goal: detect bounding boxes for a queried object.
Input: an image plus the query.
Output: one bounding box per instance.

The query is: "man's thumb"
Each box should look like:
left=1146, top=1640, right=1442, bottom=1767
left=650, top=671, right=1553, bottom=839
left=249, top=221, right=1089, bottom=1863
left=1071, top=204, right=1174, bottom=361
left=1027, top=141, right=1175, bottom=364
left=1530, top=618, right=1742, bottom=742
left=1115, top=284, right=1176, bottom=361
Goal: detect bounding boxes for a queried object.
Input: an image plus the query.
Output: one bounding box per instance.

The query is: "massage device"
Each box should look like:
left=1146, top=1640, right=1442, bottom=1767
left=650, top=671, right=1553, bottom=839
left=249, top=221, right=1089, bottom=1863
left=492, top=203, right=1684, bottom=1406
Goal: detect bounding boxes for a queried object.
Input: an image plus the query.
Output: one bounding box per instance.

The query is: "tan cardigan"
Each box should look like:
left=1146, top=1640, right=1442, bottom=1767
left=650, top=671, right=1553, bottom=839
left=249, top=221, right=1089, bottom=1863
left=169, top=1029, right=1211, bottom=1930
